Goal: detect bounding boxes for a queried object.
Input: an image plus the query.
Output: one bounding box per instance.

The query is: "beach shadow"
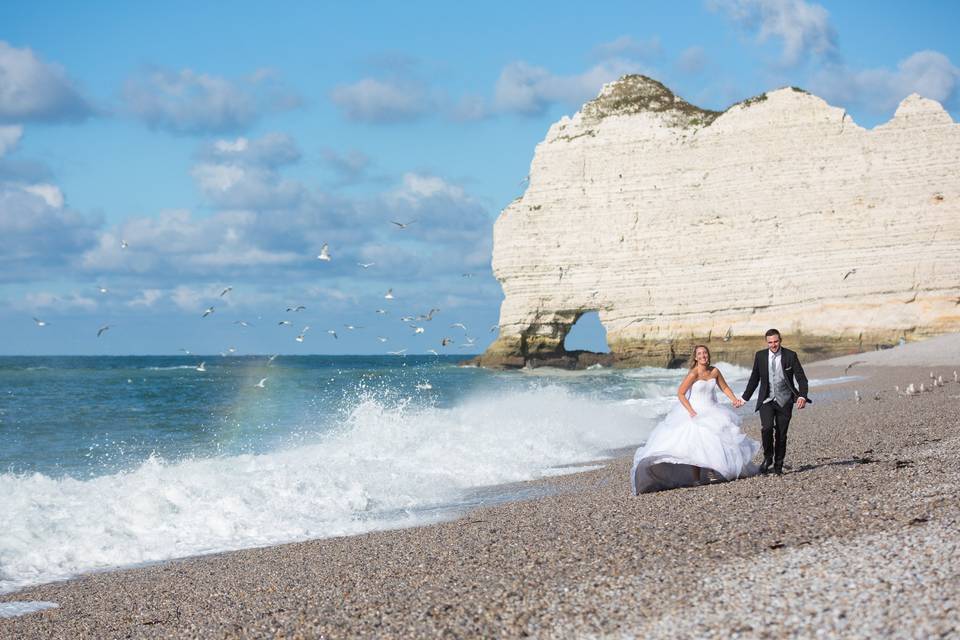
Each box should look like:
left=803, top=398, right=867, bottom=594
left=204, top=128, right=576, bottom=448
left=787, top=455, right=884, bottom=475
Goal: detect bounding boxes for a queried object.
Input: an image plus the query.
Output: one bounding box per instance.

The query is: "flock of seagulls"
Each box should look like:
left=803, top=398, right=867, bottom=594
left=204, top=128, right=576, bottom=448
left=862, top=370, right=959, bottom=402
left=29, top=225, right=499, bottom=365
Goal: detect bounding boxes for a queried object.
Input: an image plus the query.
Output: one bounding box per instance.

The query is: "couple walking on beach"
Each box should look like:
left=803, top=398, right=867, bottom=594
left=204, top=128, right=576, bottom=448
left=631, top=329, right=810, bottom=494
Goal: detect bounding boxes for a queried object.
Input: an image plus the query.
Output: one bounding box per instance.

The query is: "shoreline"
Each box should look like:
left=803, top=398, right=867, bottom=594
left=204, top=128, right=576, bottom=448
left=2, top=341, right=959, bottom=638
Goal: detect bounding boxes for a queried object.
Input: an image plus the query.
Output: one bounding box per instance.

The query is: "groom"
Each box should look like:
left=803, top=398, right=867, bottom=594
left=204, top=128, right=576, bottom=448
left=740, top=329, right=810, bottom=475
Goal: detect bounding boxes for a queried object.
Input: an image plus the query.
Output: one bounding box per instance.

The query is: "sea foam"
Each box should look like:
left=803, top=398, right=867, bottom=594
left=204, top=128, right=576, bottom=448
left=0, top=384, right=658, bottom=594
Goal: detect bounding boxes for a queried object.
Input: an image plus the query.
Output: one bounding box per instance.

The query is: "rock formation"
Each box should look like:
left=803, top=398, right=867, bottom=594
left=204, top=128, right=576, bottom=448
left=476, top=75, right=960, bottom=369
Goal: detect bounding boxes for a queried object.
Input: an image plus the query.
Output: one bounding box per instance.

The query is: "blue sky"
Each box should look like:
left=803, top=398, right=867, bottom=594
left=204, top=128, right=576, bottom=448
left=1, top=0, right=958, bottom=355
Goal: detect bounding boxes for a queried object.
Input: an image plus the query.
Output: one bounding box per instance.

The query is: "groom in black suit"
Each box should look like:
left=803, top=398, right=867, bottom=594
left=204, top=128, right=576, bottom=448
left=740, top=329, right=810, bottom=475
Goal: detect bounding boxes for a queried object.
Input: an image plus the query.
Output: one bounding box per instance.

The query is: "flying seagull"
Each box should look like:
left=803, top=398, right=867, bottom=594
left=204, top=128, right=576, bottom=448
left=391, top=220, right=415, bottom=229
left=387, top=348, right=408, bottom=356
left=32, top=317, right=48, bottom=327
left=196, top=362, right=206, bottom=372
left=97, top=324, right=110, bottom=337
left=97, top=285, right=108, bottom=294
left=287, top=305, right=306, bottom=312
left=220, top=286, right=233, bottom=297
left=357, top=262, right=375, bottom=269
left=233, top=320, right=252, bottom=327
left=450, top=322, right=467, bottom=331
left=202, top=306, right=215, bottom=318
left=384, top=289, right=394, bottom=300
left=410, top=325, right=425, bottom=334
left=255, top=377, right=268, bottom=388
left=317, top=243, right=331, bottom=261
left=344, top=324, right=363, bottom=330
left=278, top=320, right=292, bottom=326
left=120, top=240, right=128, bottom=249
left=441, top=337, right=454, bottom=346
left=376, top=336, right=388, bottom=343
left=842, top=268, right=857, bottom=281
left=327, top=329, right=338, bottom=339
left=375, top=309, right=387, bottom=315
left=268, top=354, right=279, bottom=364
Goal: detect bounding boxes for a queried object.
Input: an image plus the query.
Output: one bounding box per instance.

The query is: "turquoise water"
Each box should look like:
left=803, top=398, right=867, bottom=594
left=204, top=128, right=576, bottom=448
left=0, top=355, right=749, bottom=594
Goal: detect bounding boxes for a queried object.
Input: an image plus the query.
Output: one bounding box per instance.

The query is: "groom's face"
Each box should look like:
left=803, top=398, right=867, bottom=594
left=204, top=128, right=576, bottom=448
left=766, top=335, right=781, bottom=353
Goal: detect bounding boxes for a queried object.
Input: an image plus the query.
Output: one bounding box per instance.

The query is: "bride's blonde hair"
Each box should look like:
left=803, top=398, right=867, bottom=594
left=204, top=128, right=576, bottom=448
left=689, top=344, right=712, bottom=370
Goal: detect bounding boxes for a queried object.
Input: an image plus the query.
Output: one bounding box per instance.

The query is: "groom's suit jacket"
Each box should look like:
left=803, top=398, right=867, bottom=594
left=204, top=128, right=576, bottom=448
left=742, top=347, right=810, bottom=412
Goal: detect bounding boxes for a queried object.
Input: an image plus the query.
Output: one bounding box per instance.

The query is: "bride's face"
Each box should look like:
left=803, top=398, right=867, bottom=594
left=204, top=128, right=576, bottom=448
left=695, top=347, right=709, bottom=366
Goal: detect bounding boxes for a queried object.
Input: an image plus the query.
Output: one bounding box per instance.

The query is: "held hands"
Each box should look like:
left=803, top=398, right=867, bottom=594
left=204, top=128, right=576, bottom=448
left=732, top=396, right=746, bottom=408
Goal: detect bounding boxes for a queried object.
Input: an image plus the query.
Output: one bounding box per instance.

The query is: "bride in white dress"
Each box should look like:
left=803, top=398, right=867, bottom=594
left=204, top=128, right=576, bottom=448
left=631, top=345, right=759, bottom=494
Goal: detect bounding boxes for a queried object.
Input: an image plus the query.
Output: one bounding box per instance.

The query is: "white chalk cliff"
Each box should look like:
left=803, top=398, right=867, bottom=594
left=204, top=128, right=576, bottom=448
left=477, top=76, right=960, bottom=368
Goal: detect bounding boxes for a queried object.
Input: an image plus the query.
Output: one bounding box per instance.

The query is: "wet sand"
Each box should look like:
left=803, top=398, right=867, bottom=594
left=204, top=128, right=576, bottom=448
left=2, top=340, right=959, bottom=639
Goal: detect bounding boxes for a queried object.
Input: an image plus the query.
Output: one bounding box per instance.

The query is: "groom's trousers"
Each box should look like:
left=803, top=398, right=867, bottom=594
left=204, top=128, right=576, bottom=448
left=758, top=400, right=792, bottom=464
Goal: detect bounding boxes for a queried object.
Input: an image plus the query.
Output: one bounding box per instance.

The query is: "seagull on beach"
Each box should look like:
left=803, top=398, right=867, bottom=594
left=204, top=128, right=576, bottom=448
left=317, top=243, right=331, bottom=261
left=202, top=306, right=215, bottom=318
left=97, top=324, right=110, bottom=337
left=196, top=362, right=206, bottom=372
left=255, top=377, right=268, bottom=388
left=854, top=390, right=861, bottom=403
left=905, top=383, right=917, bottom=395
left=220, top=286, right=233, bottom=297
left=32, top=317, right=48, bottom=327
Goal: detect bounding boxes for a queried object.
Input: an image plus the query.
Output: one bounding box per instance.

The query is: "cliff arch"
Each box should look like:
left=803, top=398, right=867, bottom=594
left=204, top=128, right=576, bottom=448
left=474, top=75, right=960, bottom=369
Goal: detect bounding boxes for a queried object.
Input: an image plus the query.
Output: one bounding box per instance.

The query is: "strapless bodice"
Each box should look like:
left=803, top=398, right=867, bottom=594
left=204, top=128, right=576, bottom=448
left=687, top=378, right=718, bottom=410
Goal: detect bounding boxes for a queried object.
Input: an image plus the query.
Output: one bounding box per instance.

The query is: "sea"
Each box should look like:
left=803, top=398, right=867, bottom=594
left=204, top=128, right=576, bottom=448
left=0, top=354, right=753, bottom=596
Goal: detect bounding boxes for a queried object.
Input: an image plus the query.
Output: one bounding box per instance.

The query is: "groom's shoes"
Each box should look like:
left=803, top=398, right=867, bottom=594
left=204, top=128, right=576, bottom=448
left=772, top=462, right=784, bottom=476
left=759, top=458, right=774, bottom=475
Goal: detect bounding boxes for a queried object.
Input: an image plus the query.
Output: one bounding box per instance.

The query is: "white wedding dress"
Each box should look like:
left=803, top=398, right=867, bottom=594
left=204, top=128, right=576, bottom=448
left=631, top=378, right=760, bottom=494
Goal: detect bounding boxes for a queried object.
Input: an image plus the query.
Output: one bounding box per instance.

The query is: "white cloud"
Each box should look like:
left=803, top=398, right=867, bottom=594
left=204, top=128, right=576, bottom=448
left=330, top=77, right=430, bottom=123
left=21, top=183, right=64, bottom=208
left=0, top=41, right=93, bottom=123
left=493, top=59, right=645, bottom=116
left=123, top=67, right=300, bottom=135
left=676, top=46, right=709, bottom=75
left=21, top=291, right=97, bottom=312
left=202, top=132, right=300, bottom=167
left=127, top=289, right=165, bottom=308
left=0, top=125, right=23, bottom=156
left=591, top=36, right=662, bottom=61
left=708, top=0, right=837, bottom=66
left=0, top=183, right=99, bottom=274
left=811, top=50, right=960, bottom=114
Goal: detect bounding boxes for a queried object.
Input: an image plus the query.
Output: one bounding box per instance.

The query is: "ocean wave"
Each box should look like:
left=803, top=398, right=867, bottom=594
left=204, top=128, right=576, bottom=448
left=0, top=384, right=660, bottom=594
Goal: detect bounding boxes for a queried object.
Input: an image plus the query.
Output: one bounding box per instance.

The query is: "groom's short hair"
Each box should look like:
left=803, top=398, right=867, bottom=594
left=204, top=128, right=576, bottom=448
left=765, top=328, right=781, bottom=338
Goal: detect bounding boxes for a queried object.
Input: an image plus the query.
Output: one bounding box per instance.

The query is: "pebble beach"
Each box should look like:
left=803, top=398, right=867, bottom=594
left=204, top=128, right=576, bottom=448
left=2, top=337, right=959, bottom=639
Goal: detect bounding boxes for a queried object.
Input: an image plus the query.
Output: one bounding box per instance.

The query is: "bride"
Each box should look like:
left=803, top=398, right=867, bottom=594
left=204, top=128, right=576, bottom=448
left=631, top=345, right=759, bottom=494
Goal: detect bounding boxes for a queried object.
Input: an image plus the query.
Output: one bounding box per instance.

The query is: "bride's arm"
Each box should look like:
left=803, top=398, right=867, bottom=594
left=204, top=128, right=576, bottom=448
left=715, top=369, right=745, bottom=407
left=677, top=371, right=698, bottom=417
